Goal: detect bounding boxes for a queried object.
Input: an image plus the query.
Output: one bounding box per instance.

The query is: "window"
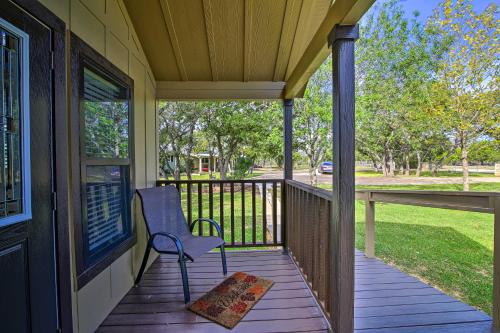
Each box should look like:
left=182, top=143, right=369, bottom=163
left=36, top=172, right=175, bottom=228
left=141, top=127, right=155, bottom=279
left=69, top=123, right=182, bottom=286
left=71, top=34, right=135, bottom=287
left=0, top=19, right=31, bottom=227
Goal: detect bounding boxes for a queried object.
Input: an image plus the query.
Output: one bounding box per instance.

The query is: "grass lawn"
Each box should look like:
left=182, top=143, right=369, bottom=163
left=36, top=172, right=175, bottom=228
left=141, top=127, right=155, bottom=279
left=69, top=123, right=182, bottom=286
left=177, top=172, right=263, bottom=181
left=319, top=182, right=498, bottom=314
left=354, top=169, right=493, bottom=178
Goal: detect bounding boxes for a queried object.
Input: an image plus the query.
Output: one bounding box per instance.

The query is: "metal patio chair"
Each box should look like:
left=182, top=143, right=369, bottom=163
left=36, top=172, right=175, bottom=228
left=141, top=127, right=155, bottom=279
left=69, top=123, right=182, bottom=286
left=135, top=186, right=227, bottom=303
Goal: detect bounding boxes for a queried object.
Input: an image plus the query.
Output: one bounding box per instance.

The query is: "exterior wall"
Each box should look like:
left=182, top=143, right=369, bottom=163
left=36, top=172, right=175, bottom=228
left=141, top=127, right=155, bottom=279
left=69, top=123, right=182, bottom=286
left=37, top=1, right=158, bottom=332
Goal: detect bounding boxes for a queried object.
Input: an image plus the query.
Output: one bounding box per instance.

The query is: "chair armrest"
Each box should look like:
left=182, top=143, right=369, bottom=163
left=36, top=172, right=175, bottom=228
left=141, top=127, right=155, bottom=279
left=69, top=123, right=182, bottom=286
left=150, top=232, right=184, bottom=253
left=190, top=218, right=223, bottom=238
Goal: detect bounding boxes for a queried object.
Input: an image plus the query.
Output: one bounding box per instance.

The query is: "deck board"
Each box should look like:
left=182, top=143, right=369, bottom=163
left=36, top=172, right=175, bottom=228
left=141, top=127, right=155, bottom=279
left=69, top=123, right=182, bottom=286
left=98, top=250, right=492, bottom=333
left=353, top=250, right=492, bottom=332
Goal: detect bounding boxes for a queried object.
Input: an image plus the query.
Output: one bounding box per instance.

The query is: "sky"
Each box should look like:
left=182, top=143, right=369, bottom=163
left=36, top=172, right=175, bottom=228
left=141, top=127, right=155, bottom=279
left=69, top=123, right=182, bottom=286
left=368, top=0, right=496, bottom=23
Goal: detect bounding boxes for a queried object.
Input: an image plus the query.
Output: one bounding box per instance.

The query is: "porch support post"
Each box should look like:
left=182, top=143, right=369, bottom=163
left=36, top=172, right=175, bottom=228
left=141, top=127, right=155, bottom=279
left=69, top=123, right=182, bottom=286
left=328, top=24, right=358, bottom=333
left=283, top=99, right=293, bottom=180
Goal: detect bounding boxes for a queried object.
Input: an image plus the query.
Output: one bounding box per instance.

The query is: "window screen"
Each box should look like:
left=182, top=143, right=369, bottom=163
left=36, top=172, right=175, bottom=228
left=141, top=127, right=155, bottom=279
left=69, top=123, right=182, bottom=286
left=81, top=66, right=132, bottom=265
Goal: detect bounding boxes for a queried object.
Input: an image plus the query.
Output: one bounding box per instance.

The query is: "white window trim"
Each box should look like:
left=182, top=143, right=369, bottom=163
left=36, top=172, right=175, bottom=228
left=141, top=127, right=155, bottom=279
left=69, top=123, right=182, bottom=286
left=0, top=18, right=32, bottom=227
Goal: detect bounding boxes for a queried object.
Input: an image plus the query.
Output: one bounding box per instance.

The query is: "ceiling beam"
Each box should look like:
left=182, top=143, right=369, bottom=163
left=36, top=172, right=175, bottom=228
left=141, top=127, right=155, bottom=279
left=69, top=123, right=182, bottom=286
left=156, top=81, right=286, bottom=100
left=284, top=0, right=374, bottom=98
left=159, top=0, right=189, bottom=80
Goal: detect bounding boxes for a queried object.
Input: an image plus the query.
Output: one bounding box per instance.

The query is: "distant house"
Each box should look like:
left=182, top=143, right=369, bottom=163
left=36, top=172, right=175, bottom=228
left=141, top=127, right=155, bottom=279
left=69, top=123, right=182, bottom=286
left=164, top=153, right=219, bottom=174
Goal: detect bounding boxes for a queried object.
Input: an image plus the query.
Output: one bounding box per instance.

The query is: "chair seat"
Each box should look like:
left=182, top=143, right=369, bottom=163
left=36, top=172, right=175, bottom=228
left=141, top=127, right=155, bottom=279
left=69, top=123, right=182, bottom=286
left=153, top=235, right=225, bottom=261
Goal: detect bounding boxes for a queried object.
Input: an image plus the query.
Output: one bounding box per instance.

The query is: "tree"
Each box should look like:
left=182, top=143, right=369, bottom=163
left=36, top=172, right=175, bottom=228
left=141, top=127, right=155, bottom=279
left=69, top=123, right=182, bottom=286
left=200, top=101, right=267, bottom=180
left=469, top=140, right=500, bottom=165
left=294, top=56, right=332, bottom=186
left=427, top=0, right=499, bottom=190
left=251, top=102, right=284, bottom=168
left=356, top=0, right=444, bottom=177
left=158, top=101, right=198, bottom=180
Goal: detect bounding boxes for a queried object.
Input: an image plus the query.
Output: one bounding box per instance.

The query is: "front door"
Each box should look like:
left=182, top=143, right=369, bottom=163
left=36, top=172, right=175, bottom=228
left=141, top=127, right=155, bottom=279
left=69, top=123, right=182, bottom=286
left=0, top=2, right=58, bottom=332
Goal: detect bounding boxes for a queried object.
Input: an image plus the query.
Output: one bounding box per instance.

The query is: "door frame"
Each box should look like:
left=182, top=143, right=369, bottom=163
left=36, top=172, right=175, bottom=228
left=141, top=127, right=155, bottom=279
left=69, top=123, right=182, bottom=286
left=10, top=1, right=72, bottom=332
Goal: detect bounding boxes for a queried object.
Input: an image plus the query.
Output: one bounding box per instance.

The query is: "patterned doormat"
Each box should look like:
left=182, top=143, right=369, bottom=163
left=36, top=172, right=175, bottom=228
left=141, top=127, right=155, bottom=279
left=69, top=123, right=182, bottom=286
left=189, top=272, right=274, bottom=329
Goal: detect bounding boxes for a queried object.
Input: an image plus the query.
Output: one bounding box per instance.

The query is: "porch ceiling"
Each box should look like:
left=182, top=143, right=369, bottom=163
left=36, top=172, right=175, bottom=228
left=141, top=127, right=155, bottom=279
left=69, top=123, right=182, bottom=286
left=123, top=0, right=373, bottom=100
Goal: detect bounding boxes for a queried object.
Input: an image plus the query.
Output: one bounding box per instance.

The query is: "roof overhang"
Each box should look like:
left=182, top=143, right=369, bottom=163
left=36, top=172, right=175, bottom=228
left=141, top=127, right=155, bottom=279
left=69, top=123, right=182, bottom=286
left=124, top=0, right=374, bottom=100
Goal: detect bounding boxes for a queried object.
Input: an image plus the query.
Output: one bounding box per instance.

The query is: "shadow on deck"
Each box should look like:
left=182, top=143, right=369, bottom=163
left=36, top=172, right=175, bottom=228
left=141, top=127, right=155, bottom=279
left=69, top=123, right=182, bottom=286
left=98, top=250, right=492, bottom=333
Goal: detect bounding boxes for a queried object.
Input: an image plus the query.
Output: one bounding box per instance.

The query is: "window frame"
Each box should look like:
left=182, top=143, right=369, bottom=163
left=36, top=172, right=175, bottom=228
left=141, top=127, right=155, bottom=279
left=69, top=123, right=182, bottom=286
left=70, top=33, right=135, bottom=288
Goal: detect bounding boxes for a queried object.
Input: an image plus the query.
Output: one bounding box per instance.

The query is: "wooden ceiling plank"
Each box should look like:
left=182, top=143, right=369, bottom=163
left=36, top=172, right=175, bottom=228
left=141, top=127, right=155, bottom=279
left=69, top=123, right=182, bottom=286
left=244, top=0, right=252, bottom=82
left=285, top=0, right=325, bottom=81
left=202, top=0, right=218, bottom=81
left=284, top=0, right=374, bottom=98
left=159, top=0, right=189, bottom=81
left=273, top=0, right=303, bottom=81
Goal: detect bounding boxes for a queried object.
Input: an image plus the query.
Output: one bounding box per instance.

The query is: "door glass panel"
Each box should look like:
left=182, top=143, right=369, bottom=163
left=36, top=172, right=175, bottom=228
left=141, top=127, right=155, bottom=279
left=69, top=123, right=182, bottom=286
left=83, top=68, right=129, bottom=159
left=0, top=28, right=22, bottom=219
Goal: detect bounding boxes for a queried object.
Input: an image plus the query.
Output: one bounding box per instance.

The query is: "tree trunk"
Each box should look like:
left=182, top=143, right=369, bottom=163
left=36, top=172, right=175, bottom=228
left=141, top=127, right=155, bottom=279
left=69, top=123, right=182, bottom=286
left=462, top=148, right=470, bottom=191
left=185, top=157, right=192, bottom=180
left=174, top=156, right=181, bottom=181
left=416, top=151, right=422, bottom=177
left=381, top=153, right=389, bottom=176
left=432, top=162, right=439, bottom=176
left=404, top=153, right=410, bottom=176
left=388, top=150, right=395, bottom=177
left=309, top=166, right=317, bottom=186
left=218, top=157, right=226, bottom=180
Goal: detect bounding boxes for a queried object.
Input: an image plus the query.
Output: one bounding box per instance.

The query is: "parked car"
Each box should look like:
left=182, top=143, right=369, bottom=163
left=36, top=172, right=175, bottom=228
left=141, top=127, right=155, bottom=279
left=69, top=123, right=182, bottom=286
left=318, top=161, right=333, bottom=174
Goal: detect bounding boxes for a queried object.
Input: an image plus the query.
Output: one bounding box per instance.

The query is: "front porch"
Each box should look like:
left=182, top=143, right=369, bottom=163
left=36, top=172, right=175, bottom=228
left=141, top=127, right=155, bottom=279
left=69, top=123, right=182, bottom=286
left=98, top=250, right=491, bottom=333
left=95, top=179, right=495, bottom=333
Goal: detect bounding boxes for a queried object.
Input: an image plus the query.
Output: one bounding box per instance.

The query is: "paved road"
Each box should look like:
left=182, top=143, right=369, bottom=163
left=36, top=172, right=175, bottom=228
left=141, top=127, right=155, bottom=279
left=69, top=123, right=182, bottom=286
left=254, top=169, right=500, bottom=186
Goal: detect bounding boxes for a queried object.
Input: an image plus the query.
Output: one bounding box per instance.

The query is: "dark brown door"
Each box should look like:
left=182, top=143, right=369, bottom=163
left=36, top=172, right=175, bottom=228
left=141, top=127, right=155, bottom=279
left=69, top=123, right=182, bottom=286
left=0, top=2, right=58, bottom=332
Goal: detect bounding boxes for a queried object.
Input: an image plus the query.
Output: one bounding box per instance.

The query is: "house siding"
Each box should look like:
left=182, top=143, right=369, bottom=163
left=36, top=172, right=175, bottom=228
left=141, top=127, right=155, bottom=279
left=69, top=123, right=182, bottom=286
left=36, top=1, right=158, bottom=332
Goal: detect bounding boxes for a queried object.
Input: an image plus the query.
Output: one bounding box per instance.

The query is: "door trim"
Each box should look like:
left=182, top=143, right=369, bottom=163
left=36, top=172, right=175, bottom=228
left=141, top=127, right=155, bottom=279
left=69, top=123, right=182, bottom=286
left=10, top=1, right=72, bottom=332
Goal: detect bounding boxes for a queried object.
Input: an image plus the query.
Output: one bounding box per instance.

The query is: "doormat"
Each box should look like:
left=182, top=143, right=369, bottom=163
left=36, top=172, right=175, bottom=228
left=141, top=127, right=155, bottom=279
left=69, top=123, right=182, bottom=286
left=189, top=272, right=274, bottom=329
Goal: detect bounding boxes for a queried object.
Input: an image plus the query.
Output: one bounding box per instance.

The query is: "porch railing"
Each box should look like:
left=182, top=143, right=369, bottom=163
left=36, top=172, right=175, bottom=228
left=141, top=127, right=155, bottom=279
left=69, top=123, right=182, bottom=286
left=285, top=180, right=333, bottom=320
left=156, top=179, right=285, bottom=247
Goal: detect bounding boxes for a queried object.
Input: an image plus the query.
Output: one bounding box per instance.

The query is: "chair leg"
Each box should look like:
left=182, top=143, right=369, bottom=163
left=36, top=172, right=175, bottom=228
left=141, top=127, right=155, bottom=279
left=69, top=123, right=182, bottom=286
left=220, top=244, right=227, bottom=276
left=135, top=243, right=152, bottom=286
left=179, top=257, right=190, bottom=304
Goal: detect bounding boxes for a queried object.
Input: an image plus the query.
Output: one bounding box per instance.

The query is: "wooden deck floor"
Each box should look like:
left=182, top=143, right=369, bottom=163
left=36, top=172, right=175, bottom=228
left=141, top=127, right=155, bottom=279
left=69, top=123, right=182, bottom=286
left=98, top=250, right=492, bottom=333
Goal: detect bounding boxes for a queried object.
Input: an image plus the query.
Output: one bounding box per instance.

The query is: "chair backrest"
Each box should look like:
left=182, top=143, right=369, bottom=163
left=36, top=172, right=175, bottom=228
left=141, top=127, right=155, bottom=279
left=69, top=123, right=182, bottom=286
left=136, top=186, right=191, bottom=240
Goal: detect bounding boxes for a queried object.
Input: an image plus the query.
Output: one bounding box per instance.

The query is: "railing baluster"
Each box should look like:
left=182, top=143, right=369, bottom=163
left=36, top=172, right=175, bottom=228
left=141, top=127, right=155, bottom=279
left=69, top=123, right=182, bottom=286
left=187, top=182, right=192, bottom=226
left=241, top=182, right=245, bottom=245
left=230, top=182, right=235, bottom=246
left=219, top=182, right=224, bottom=240
left=262, top=182, right=267, bottom=245
left=272, top=181, right=277, bottom=245
left=209, top=182, right=214, bottom=236
left=252, top=182, right=256, bottom=245
left=198, top=183, right=203, bottom=235
left=281, top=181, right=286, bottom=248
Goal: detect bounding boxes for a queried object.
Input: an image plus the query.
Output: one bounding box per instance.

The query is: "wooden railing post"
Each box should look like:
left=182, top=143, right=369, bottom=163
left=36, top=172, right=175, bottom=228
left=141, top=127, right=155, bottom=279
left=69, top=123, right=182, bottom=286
left=328, top=24, right=359, bottom=333
left=494, top=195, right=500, bottom=330
left=365, top=192, right=375, bottom=258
